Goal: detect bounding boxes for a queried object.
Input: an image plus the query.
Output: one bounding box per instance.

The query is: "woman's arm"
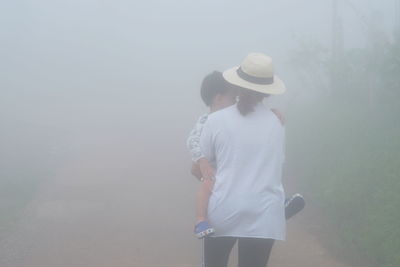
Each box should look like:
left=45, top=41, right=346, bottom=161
left=191, top=163, right=202, bottom=180
left=271, top=108, right=285, bottom=125
left=197, top=158, right=215, bottom=181
left=191, top=160, right=215, bottom=181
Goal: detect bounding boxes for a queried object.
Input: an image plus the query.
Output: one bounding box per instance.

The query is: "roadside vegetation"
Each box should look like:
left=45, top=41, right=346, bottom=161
left=286, top=33, right=400, bottom=267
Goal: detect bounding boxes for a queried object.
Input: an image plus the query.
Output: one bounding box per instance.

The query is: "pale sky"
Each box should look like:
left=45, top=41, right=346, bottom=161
left=0, top=0, right=397, bottom=145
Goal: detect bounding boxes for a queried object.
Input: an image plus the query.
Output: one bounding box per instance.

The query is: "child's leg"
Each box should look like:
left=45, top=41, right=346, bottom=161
left=196, top=178, right=214, bottom=223
left=194, top=179, right=215, bottom=238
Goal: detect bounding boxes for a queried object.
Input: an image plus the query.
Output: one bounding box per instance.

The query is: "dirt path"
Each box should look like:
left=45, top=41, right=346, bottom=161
left=0, top=141, right=354, bottom=267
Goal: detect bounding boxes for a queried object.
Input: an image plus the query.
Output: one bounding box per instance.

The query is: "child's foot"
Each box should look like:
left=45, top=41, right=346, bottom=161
left=285, top=194, right=305, bottom=220
left=194, top=221, right=215, bottom=239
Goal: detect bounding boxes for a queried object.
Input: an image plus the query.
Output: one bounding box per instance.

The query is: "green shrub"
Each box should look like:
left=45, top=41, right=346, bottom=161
left=287, top=101, right=400, bottom=267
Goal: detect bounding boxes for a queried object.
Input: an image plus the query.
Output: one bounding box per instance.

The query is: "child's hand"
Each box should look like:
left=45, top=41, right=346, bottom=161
left=197, top=158, right=215, bottom=181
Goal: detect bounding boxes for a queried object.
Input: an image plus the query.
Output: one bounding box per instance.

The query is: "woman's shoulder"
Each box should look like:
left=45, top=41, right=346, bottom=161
left=207, top=104, right=237, bottom=122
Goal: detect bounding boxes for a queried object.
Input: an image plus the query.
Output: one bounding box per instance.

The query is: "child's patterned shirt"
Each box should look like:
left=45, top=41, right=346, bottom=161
left=186, top=114, right=208, bottom=162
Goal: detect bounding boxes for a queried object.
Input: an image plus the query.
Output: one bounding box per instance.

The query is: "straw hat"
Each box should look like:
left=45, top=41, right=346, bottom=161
left=223, top=53, right=286, bottom=95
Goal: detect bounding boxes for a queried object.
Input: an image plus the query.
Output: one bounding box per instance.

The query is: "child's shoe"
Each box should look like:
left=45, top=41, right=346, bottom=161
left=194, top=221, right=215, bottom=239
left=285, top=193, right=305, bottom=220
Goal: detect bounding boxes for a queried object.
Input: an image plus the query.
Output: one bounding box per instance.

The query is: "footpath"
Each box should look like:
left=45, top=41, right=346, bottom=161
left=0, top=141, right=355, bottom=267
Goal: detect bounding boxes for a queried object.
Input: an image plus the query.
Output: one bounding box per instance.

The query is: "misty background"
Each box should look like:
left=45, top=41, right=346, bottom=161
left=1, top=0, right=399, bottom=266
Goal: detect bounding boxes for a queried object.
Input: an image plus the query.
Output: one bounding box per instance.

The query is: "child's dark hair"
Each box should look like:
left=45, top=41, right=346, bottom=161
left=237, top=88, right=267, bottom=116
left=200, top=71, right=229, bottom=106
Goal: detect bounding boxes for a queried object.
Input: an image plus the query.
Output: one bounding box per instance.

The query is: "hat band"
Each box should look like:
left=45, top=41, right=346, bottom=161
left=237, top=67, right=274, bottom=85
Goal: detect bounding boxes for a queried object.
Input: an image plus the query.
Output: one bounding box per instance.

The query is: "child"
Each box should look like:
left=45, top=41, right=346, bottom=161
left=187, top=71, right=236, bottom=238
left=187, top=71, right=305, bottom=238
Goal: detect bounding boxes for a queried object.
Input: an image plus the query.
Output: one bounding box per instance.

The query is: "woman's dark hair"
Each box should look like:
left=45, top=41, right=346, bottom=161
left=237, top=89, right=267, bottom=116
left=200, top=71, right=229, bottom=106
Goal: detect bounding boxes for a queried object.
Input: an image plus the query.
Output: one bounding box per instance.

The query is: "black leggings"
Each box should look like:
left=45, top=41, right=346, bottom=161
left=204, top=236, right=274, bottom=267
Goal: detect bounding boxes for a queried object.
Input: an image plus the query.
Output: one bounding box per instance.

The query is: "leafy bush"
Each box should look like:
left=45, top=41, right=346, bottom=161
left=287, top=40, right=400, bottom=266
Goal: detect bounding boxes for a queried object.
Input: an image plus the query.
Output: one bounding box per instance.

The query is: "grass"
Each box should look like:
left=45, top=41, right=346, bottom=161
left=287, top=100, right=400, bottom=267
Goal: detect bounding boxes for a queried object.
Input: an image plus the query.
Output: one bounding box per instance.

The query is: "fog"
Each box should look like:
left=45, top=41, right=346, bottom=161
left=1, top=1, right=399, bottom=266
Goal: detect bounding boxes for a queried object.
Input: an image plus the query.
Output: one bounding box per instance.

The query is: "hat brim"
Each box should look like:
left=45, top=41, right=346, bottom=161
left=223, top=66, right=286, bottom=95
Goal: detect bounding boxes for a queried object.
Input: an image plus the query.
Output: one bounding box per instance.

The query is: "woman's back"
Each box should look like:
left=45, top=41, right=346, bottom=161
left=200, top=102, right=286, bottom=239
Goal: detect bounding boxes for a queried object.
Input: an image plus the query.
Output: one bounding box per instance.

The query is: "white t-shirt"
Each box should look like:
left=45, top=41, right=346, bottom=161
left=200, top=102, right=286, bottom=240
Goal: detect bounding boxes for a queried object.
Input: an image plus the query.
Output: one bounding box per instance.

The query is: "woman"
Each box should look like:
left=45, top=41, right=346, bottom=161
left=200, top=53, right=286, bottom=267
